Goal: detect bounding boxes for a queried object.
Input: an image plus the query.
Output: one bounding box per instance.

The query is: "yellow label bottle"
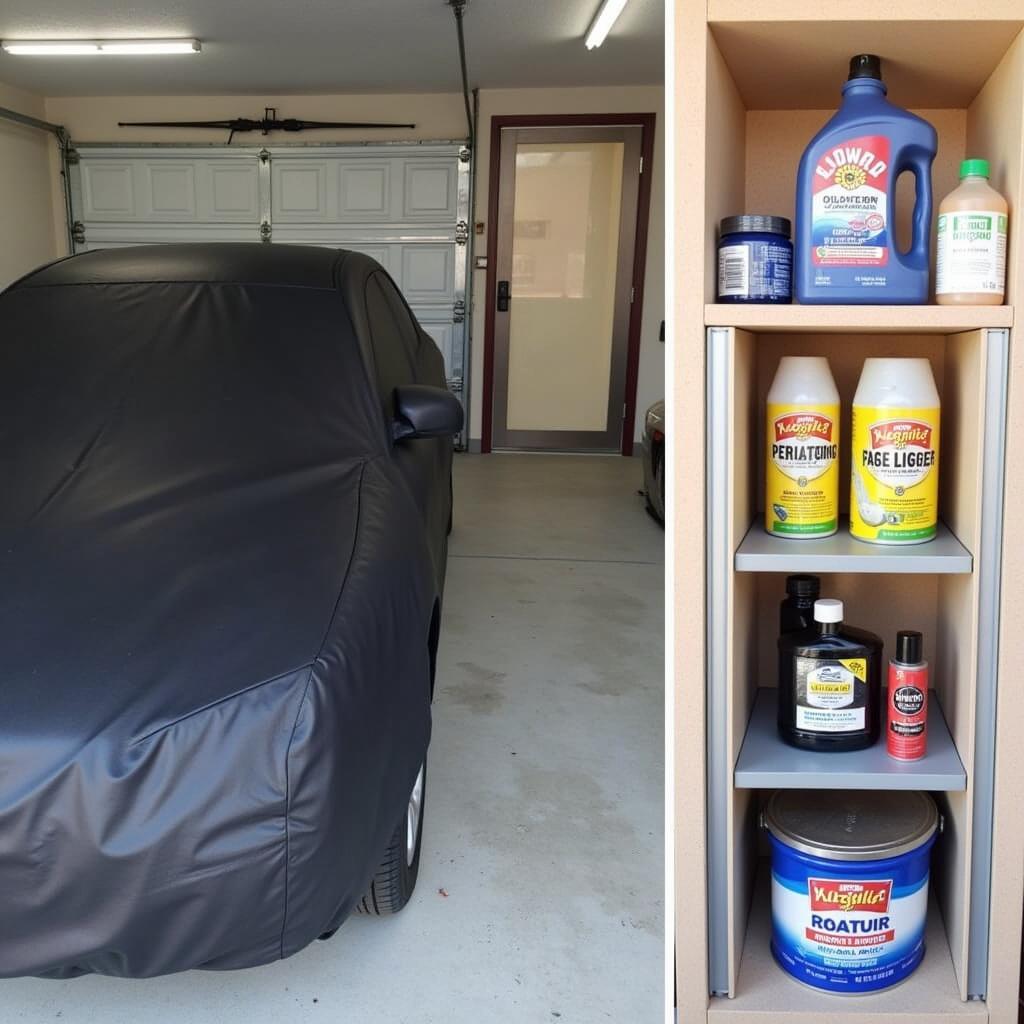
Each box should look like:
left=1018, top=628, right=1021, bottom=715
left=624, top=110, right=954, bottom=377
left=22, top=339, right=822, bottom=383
left=765, top=357, right=840, bottom=539
left=850, top=358, right=940, bottom=544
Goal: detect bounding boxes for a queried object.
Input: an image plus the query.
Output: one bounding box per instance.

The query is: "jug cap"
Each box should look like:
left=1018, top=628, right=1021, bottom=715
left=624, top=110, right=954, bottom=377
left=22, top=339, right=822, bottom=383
left=814, top=599, right=843, bottom=624
left=961, top=158, right=990, bottom=178
left=848, top=54, right=882, bottom=81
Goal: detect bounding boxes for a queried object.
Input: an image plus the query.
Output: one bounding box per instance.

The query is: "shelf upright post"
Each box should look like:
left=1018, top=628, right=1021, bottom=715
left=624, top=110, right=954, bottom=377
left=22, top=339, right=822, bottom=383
left=706, top=326, right=734, bottom=997
left=968, top=327, right=1010, bottom=998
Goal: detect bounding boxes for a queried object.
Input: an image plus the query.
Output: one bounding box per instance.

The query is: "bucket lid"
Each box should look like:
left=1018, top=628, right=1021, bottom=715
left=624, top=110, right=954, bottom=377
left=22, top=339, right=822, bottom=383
left=720, top=215, right=791, bottom=238
left=765, top=790, right=939, bottom=861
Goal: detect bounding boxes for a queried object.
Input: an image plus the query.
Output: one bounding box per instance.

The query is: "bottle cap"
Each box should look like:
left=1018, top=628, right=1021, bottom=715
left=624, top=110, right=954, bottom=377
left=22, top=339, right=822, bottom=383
left=785, top=574, right=820, bottom=599
left=814, top=598, right=843, bottom=624
left=961, top=158, right=990, bottom=179
left=720, top=215, right=791, bottom=238
left=848, top=54, right=882, bottom=81
left=896, top=630, right=924, bottom=664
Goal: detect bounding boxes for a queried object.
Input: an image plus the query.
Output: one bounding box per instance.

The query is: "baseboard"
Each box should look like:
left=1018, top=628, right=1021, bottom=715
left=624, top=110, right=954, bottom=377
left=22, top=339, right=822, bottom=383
left=460, top=439, right=641, bottom=455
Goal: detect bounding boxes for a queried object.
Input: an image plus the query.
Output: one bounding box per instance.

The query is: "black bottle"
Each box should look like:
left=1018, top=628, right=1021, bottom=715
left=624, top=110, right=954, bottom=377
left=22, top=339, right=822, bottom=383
left=780, top=574, right=820, bottom=635
left=778, top=598, right=883, bottom=752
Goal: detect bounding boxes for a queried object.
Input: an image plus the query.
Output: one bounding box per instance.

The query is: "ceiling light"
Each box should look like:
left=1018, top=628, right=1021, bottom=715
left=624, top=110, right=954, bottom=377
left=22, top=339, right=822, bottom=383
left=1, top=39, right=201, bottom=56
left=585, top=0, right=629, bottom=49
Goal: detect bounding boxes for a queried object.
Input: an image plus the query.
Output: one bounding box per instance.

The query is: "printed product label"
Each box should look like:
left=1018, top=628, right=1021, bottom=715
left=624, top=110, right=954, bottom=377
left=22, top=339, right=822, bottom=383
left=812, top=135, right=890, bottom=275
left=771, top=866, right=929, bottom=994
left=887, top=664, right=928, bottom=760
left=936, top=210, right=1007, bottom=295
left=795, top=656, right=867, bottom=732
left=851, top=405, right=940, bottom=543
left=718, top=240, right=792, bottom=300
left=765, top=403, right=839, bottom=537
left=718, top=244, right=750, bottom=297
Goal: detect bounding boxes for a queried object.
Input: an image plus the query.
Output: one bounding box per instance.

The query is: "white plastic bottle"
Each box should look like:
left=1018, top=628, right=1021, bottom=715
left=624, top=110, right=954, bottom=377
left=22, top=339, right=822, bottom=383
left=851, top=358, right=940, bottom=544
left=936, top=158, right=1008, bottom=305
left=765, top=357, right=840, bottom=539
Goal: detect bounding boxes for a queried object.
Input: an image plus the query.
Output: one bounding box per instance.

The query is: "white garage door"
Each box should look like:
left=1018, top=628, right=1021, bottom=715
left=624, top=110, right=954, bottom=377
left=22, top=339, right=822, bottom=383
left=67, top=142, right=470, bottom=438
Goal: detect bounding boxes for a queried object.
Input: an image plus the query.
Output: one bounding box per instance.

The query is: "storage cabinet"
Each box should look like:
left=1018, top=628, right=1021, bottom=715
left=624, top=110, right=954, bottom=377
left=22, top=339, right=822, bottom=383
left=674, top=4, right=1024, bottom=1022
left=706, top=323, right=1008, bottom=1016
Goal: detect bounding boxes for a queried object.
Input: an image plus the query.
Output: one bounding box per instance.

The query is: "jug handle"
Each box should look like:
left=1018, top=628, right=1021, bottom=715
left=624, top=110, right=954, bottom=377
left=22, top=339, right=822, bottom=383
left=907, top=155, right=934, bottom=269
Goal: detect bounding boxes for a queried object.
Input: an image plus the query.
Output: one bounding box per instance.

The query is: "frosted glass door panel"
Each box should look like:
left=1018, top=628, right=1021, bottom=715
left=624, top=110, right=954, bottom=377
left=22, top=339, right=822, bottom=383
left=506, top=142, right=624, bottom=433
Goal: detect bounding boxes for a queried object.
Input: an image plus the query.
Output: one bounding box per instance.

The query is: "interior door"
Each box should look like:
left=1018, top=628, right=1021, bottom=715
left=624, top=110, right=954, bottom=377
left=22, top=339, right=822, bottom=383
left=491, top=126, right=642, bottom=452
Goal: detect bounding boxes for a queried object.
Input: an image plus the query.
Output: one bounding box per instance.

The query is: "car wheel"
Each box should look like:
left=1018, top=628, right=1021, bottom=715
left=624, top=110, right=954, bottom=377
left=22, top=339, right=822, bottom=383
left=355, top=761, right=426, bottom=916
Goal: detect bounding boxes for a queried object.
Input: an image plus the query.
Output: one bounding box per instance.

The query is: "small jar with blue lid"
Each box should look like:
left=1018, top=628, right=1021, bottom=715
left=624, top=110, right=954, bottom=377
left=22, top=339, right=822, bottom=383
left=718, top=215, right=793, bottom=304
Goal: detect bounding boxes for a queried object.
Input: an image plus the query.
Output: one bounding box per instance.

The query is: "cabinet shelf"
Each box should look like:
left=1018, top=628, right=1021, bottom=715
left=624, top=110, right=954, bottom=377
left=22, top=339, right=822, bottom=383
left=735, top=688, right=966, bottom=790
left=705, top=304, right=1013, bottom=334
left=735, top=519, right=973, bottom=574
left=708, top=864, right=987, bottom=1022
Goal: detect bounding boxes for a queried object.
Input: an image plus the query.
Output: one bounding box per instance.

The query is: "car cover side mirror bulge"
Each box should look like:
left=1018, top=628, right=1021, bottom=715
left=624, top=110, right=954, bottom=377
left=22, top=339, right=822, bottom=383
left=392, top=385, right=465, bottom=442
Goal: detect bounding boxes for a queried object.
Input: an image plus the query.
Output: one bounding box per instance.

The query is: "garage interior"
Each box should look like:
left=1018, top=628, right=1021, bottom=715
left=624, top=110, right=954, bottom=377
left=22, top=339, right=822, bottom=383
left=0, top=0, right=664, bottom=1020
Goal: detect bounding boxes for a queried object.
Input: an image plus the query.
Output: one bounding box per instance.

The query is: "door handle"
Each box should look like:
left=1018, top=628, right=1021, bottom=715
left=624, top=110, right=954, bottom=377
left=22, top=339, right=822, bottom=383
left=496, top=280, right=510, bottom=312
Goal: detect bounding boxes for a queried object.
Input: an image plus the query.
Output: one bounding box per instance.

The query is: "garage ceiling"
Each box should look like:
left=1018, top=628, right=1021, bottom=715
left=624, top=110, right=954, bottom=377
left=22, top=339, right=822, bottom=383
left=0, top=0, right=663, bottom=96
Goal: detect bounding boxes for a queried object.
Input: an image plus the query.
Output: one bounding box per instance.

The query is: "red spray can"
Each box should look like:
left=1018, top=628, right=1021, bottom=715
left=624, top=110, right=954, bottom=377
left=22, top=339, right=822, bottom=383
left=887, top=630, right=928, bottom=760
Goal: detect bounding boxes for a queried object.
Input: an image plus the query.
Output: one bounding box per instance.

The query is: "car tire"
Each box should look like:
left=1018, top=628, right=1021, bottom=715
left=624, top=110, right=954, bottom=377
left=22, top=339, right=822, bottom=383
left=655, top=454, right=666, bottom=523
left=355, top=761, right=426, bottom=916
left=645, top=450, right=665, bottom=524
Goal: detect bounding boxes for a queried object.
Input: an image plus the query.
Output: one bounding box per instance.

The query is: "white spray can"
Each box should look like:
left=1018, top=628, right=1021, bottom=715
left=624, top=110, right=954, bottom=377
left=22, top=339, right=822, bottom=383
left=765, top=357, right=840, bottom=539
left=851, top=358, right=940, bottom=544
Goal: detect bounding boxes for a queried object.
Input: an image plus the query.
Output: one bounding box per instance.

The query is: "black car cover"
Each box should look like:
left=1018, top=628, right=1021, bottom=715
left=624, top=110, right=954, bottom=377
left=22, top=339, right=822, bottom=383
left=0, top=245, right=452, bottom=978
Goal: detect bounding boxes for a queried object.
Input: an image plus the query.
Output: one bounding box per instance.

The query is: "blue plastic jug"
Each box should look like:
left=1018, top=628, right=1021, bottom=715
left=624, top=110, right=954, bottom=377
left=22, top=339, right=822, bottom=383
left=794, top=55, right=937, bottom=304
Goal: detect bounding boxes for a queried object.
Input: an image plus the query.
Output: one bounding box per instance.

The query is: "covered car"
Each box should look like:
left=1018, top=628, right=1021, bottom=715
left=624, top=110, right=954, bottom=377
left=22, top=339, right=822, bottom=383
left=0, top=244, right=461, bottom=978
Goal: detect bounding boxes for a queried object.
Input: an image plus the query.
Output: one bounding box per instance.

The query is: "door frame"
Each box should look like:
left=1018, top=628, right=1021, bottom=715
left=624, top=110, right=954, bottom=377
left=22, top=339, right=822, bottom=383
left=481, top=112, right=656, bottom=455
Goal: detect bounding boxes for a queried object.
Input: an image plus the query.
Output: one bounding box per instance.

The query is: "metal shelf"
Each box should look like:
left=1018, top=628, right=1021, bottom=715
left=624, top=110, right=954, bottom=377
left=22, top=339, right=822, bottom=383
left=734, top=688, right=966, bottom=791
left=735, top=518, right=973, bottom=574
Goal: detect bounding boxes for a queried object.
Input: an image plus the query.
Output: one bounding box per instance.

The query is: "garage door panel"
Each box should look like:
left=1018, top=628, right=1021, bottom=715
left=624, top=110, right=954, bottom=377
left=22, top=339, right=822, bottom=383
left=273, top=161, right=330, bottom=221
left=207, top=164, right=261, bottom=220
left=80, top=155, right=263, bottom=228
left=400, top=245, right=455, bottom=304
left=402, top=162, right=457, bottom=221
left=146, top=163, right=197, bottom=218
left=81, top=163, right=137, bottom=219
left=78, top=224, right=262, bottom=248
left=71, top=143, right=469, bottom=436
left=338, top=163, right=393, bottom=221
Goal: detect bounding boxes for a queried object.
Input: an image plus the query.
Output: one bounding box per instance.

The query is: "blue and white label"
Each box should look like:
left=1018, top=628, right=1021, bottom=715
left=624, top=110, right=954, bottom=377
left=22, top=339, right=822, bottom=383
left=717, top=239, right=792, bottom=301
left=769, top=833, right=934, bottom=994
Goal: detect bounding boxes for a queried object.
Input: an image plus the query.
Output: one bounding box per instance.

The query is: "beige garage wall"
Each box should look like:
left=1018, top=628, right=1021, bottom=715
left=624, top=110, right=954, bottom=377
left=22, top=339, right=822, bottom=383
left=0, top=81, right=59, bottom=288
left=45, top=84, right=664, bottom=445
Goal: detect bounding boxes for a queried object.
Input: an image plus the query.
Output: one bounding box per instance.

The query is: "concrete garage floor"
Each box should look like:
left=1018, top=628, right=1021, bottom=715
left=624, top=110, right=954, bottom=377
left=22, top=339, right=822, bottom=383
left=3, top=453, right=664, bottom=1024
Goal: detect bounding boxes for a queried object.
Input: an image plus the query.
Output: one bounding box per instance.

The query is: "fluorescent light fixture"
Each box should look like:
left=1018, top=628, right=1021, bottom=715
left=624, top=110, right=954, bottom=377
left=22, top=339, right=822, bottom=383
left=1, top=42, right=101, bottom=55
left=1, top=39, right=201, bottom=56
left=585, top=0, right=629, bottom=49
left=98, top=40, right=200, bottom=54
